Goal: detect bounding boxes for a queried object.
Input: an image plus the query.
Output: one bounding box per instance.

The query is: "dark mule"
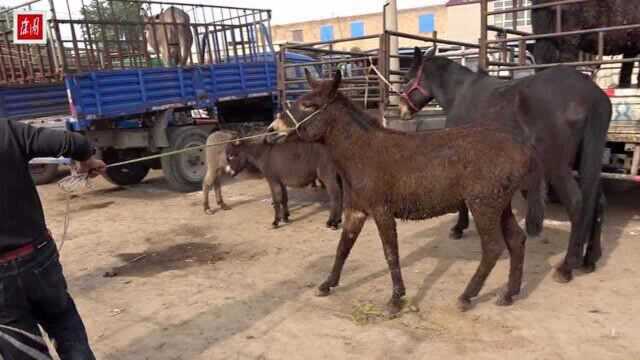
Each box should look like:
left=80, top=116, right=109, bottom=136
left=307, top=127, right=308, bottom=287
left=399, top=48, right=612, bottom=283
left=532, top=0, right=640, bottom=87
left=225, top=137, right=343, bottom=229
left=286, top=69, right=533, bottom=313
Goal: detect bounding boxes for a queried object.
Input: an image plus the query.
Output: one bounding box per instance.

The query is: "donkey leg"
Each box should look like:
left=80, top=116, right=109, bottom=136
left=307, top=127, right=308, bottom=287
left=497, top=204, right=526, bottom=307
left=203, top=170, right=215, bottom=214
left=320, top=171, right=342, bottom=229
left=214, top=168, right=231, bottom=211
left=458, top=205, right=505, bottom=312
left=281, top=183, right=290, bottom=223
left=372, top=211, right=406, bottom=313
left=267, top=180, right=284, bottom=228
left=317, top=209, right=367, bottom=296
left=549, top=171, right=583, bottom=283
left=450, top=204, right=470, bottom=239
left=583, top=185, right=606, bottom=273
left=525, top=179, right=546, bottom=239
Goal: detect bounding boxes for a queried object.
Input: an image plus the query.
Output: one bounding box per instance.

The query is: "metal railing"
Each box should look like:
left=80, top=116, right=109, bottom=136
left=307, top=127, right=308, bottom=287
left=1, top=0, right=273, bottom=85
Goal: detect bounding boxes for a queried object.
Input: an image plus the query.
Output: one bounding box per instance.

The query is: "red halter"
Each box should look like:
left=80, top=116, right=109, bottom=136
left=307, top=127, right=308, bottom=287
left=400, top=63, right=430, bottom=112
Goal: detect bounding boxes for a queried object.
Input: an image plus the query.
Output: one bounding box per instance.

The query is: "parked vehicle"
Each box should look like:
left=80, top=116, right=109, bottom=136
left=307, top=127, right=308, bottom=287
left=0, top=0, right=314, bottom=191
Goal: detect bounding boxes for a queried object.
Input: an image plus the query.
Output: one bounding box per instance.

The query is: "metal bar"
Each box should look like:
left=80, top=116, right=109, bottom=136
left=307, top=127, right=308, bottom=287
left=94, top=2, right=111, bottom=69
left=555, top=4, right=562, bottom=34
left=632, top=145, right=640, bottom=176
left=282, top=56, right=372, bottom=68
left=479, top=0, right=488, bottom=71
left=488, top=0, right=590, bottom=15
left=0, top=0, right=42, bottom=15
left=108, top=1, right=125, bottom=68
left=486, top=25, right=530, bottom=36
left=283, top=34, right=380, bottom=48
left=388, top=30, right=482, bottom=49
left=79, top=0, right=98, bottom=69
left=597, top=31, right=604, bottom=60
left=488, top=57, right=640, bottom=71
left=518, top=39, right=526, bottom=65
left=487, top=23, right=640, bottom=43
left=600, top=172, right=640, bottom=182
left=109, top=0, right=271, bottom=13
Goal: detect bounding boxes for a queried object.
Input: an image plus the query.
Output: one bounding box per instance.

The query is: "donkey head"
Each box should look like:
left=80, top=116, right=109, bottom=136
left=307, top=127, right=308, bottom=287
left=399, top=47, right=436, bottom=120
left=290, top=69, right=342, bottom=142
left=224, top=141, right=247, bottom=176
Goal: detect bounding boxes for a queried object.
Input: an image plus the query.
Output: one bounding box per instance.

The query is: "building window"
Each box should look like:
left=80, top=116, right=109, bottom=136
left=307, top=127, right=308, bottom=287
left=492, top=0, right=531, bottom=28
left=350, top=21, right=365, bottom=37
left=418, top=14, right=435, bottom=33
left=291, top=29, right=304, bottom=42
left=320, top=25, right=334, bottom=41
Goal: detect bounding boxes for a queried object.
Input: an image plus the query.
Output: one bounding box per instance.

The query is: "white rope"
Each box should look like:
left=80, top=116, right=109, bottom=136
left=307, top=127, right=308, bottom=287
left=367, top=57, right=404, bottom=96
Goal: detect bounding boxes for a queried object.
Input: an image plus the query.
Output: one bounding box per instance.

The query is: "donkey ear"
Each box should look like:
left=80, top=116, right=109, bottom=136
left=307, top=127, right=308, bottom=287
left=413, top=47, right=424, bottom=65
left=305, top=68, right=319, bottom=89
left=329, top=70, right=342, bottom=97
left=425, top=47, right=436, bottom=58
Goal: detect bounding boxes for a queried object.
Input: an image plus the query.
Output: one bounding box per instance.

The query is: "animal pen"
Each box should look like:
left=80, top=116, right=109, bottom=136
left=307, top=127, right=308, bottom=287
left=277, top=0, right=640, bottom=182
left=1, top=0, right=286, bottom=190
left=478, top=0, right=640, bottom=181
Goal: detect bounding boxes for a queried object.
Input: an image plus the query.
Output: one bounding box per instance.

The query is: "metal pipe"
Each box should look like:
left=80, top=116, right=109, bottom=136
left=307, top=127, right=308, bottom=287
left=487, top=22, right=640, bottom=44
left=488, top=0, right=590, bottom=15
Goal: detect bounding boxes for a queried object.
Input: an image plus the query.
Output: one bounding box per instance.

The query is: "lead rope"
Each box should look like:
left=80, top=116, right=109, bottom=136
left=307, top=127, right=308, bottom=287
left=54, top=129, right=286, bottom=253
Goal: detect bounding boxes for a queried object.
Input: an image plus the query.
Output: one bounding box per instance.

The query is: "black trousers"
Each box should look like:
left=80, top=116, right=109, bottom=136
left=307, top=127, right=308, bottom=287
left=0, top=239, right=95, bottom=360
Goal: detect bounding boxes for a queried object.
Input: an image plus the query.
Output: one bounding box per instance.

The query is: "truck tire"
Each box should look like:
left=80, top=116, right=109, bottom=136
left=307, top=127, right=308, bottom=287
left=29, top=164, right=59, bottom=185
left=102, top=150, right=150, bottom=186
left=104, top=164, right=150, bottom=186
left=161, top=126, right=209, bottom=192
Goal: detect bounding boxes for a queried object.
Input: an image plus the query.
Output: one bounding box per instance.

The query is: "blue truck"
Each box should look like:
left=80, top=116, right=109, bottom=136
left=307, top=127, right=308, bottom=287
left=0, top=0, right=315, bottom=191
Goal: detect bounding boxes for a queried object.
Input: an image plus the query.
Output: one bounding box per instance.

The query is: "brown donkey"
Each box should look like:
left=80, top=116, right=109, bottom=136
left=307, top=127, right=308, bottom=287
left=225, top=137, right=343, bottom=229
left=282, top=69, right=535, bottom=313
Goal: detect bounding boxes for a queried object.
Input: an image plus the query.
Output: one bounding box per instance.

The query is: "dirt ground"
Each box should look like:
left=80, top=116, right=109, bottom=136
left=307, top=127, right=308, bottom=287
left=38, top=170, right=640, bottom=360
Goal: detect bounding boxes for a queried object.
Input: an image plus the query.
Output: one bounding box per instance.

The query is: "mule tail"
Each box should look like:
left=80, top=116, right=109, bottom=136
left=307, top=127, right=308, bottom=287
left=514, top=91, right=546, bottom=238
left=572, top=96, right=611, bottom=266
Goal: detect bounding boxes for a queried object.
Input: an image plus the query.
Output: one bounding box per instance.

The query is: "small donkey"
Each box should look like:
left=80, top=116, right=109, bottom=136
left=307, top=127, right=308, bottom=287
left=225, top=137, right=342, bottom=229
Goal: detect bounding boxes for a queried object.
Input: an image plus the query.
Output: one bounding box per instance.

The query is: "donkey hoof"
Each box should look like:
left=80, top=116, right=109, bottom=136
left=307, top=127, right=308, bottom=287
left=449, top=228, right=464, bottom=240
left=326, top=221, right=340, bottom=230
left=316, top=285, right=332, bottom=297
left=581, top=262, right=597, bottom=274
left=220, top=204, right=232, bottom=211
left=283, top=217, right=291, bottom=223
left=204, top=208, right=216, bottom=215
left=553, top=268, right=573, bottom=283
left=272, top=222, right=280, bottom=229
left=456, top=296, right=473, bottom=312
left=495, top=294, right=514, bottom=307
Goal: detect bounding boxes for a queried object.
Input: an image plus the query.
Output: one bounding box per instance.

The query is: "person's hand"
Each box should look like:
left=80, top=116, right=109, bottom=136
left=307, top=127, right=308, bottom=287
left=75, top=157, right=106, bottom=178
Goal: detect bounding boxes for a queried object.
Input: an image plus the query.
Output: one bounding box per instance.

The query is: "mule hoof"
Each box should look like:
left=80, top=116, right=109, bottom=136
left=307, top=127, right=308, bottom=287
left=456, top=296, right=472, bottom=312
left=220, top=204, right=232, bottom=211
left=553, top=267, right=573, bottom=283
left=272, top=222, right=280, bottom=229
left=495, top=294, right=514, bottom=307
left=386, top=298, right=404, bottom=316
left=316, top=285, right=332, bottom=297
left=204, top=208, right=216, bottom=215
left=581, top=262, right=597, bottom=274
left=326, top=221, right=340, bottom=230
left=449, top=228, right=464, bottom=240
left=283, top=217, right=291, bottom=224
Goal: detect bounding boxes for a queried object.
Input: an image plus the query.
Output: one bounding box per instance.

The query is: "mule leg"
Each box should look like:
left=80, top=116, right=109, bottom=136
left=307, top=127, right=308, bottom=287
left=214, top=168, right=231, bottom=211
left=317, top=209, right=367, bottom=296
left=267, top=180, right=284, bottom=228
left=372, top=211, right=406, bottom=313
left=496, top=204, right=526, bottom=306
left=281, top=183, right=290, bottom=223
left=619, top=54, right=634, bottom=88
left=458, top=205, right=505, bottom=312
left=548, top=171, right=583, bottom=283
left=583, top=185, right=606, bottom=273
left=450, top=205, right=470, bottom=239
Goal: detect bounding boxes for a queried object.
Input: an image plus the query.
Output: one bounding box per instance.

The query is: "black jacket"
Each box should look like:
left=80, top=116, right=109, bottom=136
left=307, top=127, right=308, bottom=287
left=1, top=121, right=91, bottom=252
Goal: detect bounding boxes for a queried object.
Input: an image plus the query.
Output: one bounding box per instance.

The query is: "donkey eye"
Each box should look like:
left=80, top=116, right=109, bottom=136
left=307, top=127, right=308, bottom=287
left=300, top=102, right=318, bottom=112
